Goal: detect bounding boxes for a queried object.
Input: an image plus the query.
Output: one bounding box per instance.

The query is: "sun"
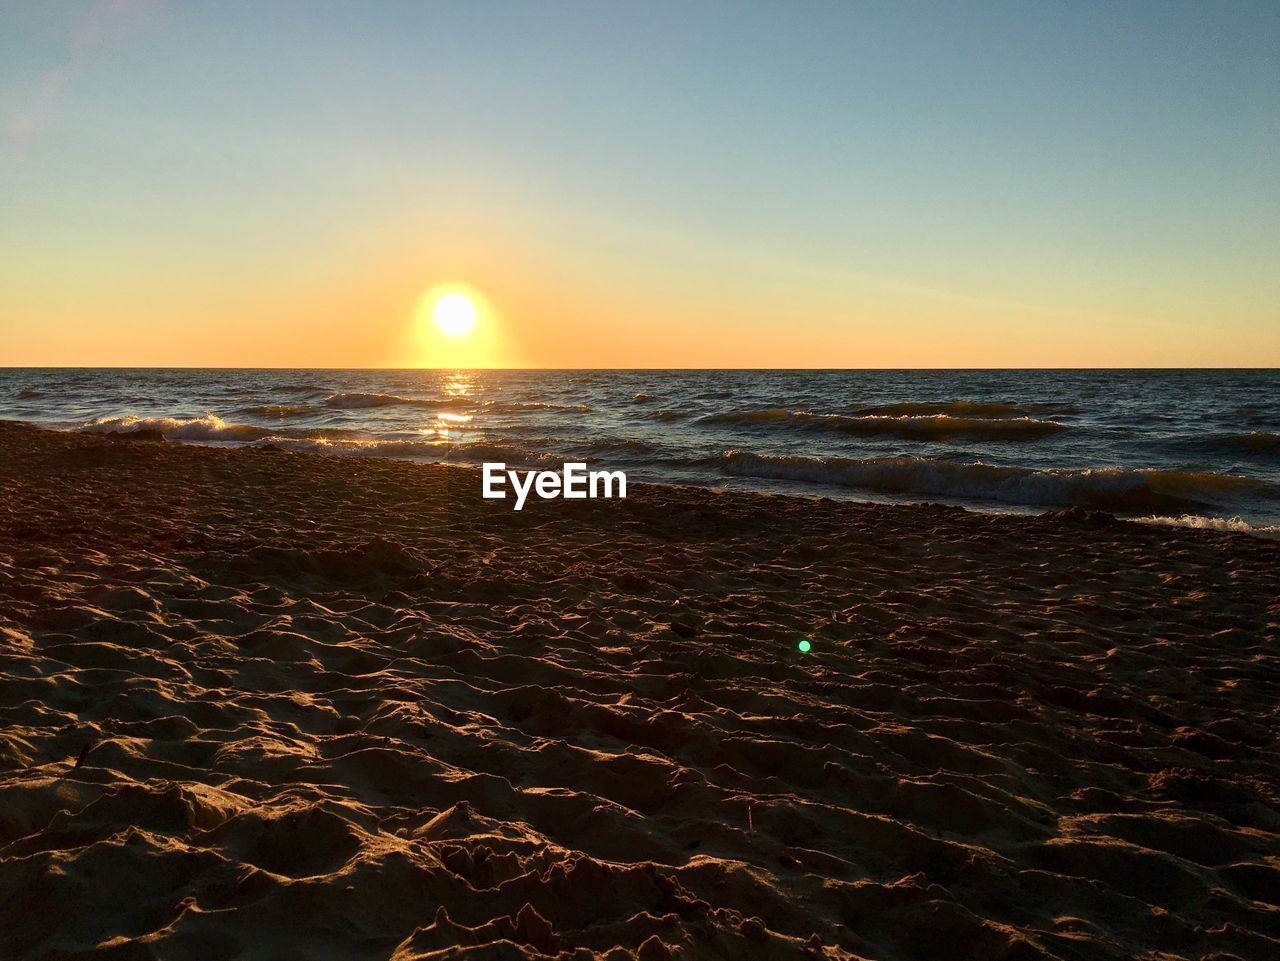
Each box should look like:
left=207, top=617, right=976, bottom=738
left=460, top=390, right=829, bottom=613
left=433, top=292, right=477, bottom=337
left=414, top=284, right=497, bottom=366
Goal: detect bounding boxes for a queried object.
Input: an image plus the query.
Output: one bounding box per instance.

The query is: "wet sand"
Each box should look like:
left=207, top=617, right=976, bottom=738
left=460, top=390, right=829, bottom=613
left=1, top=420, right=1277, bottom=960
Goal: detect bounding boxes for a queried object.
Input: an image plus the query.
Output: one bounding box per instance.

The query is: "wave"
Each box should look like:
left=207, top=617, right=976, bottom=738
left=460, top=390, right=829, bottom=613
left=720, top=451, right=1274, bottom=514
left=264, top=382, right=326, bottom=394
left=253, top=435, right=561, bottom=468
left=482, top=401, right=591, bottom=414
left=75, top=412, right=648, bottom=469
left=1135, top=514, right=1280, bottom=538
left=239, top=404, right=320, bottom=418
left=16, top=388, right=42, bottom=399
left=324, top=392, right=424, bottom=409
left=703, top=408, right=790, bottom=424
left=74, top=413, right=585, bottom=469
left=644, top=409, right=690, bottom=422
left=78, top=415, right=366, bottom=443
left=633, top=393, right=657, bottom=403
left=324, top=393, right=587, bottom=414
left=322, top=392, right=467, bottom=410
left=852, top=400, right=1080, bottom=418
left=81, top=414, right=273, bottom=442
left=1193, top=430, right=1280, bottom=458
left=703, top=409, right=1069, bottom=441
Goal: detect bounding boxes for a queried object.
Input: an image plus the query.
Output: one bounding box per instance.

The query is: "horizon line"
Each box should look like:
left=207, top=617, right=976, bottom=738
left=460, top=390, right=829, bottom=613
left=3, top=365, right=1279, bottom=373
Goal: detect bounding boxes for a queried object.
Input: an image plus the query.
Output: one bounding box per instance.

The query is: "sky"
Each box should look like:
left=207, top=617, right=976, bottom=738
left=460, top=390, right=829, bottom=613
left=1, top=0, right=1277, bottom=368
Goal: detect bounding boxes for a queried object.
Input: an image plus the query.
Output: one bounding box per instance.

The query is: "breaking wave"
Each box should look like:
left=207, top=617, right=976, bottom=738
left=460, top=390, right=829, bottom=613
left=81, top=415, right=274, bottom=442
left=720, top=450, right=1274, bottom=514
left=1135, top=514, right=1280, bottom=538
left=79, top=415, right=363, bottom=443
left=703, top=409, right=1069, bottom=441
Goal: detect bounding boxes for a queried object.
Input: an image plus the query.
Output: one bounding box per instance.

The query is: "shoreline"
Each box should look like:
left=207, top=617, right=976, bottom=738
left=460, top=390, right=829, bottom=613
left=1, top=420, right=1278, bottom=960
left=6, top=417, right=1279, bottom=537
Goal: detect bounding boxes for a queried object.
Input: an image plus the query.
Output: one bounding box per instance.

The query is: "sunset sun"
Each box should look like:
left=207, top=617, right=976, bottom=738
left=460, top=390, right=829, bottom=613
left=416, top=285, right=498, bottom=367
left=432, top=292, right=477, bottom=337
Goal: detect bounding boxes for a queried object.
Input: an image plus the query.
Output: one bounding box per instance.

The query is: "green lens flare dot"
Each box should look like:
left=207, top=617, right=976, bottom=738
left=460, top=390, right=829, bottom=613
left=797, top=639, right=812, bottom=653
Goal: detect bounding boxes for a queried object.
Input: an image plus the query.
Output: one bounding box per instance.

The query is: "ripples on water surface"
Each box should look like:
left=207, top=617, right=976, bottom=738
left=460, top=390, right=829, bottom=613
left=3, top=369, right=1278, bottom=529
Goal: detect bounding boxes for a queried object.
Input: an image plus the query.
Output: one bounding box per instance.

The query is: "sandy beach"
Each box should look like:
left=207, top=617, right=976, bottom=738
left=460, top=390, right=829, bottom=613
left=1, top=420, right=1277, bottom=960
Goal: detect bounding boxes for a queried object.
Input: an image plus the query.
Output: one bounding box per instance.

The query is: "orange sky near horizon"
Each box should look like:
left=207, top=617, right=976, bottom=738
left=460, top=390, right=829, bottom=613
left=3, top=212, right=1274, bottom=369
left=3, top=264, right=1276, bottom=370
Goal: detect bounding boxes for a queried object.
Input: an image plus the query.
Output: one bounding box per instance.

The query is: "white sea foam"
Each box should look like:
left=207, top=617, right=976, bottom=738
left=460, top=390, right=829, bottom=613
left=80, top=414, right=272, bottom=442
left=1134, top=514, right=1280, bottom=538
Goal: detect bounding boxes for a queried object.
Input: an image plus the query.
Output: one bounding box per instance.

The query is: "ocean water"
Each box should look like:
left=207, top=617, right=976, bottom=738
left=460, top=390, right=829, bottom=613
left=3, top=368, right=1279, bottom=529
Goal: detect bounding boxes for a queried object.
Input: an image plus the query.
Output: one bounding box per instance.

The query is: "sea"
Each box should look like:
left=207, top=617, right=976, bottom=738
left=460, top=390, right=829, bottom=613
left=3, top=368, right=1278, bottom=531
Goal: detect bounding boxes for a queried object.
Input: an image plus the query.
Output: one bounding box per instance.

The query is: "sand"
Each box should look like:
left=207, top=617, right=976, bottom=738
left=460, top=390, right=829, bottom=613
left=1, top=420, right=1277, bottom=960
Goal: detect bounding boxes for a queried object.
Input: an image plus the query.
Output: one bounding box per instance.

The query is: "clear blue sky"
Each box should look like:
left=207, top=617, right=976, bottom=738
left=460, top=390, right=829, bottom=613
left=2, top=1, right=1277, bottom=366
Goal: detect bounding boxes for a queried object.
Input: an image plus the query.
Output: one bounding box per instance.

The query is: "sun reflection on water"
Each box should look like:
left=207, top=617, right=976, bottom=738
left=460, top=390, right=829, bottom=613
left=420, top=406, right=478, bottom=442
left=441, top=372, right=476, bottom=398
